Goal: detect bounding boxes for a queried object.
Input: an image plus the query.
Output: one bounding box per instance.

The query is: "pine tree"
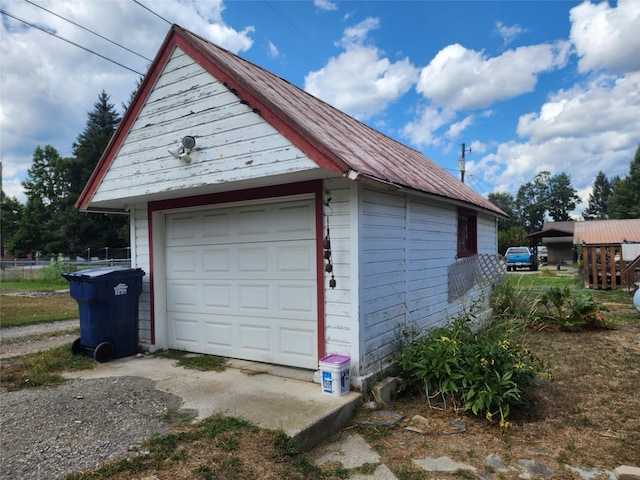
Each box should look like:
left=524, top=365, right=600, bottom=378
left=608, top=145, right=640, bottom=219
left=70, top=91, right=121, bottom=194
left=68, top=91, right=128, bottom=256
left=583, top=171, right=612, bottom=220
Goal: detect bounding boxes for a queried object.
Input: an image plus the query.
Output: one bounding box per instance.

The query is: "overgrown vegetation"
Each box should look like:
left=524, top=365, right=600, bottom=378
left=0, top=343, right=95, bottom=391
left=396, top=314, right=547, bottom=432
left=536, top=286, right=609, bottom=330
left=395, top=273, right=623, bottom=433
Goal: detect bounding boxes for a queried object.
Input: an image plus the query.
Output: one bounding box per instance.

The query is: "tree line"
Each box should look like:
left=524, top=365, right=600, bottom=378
left=1, top=89, right=638, bottom=260
left=489, top=144, right=640, bottom=254
left=1, top=91, right=129, bottom=260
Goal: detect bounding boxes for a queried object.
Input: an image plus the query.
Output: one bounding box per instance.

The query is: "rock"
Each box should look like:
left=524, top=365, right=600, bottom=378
left=616, top=465, right=640, bottom=480
left=443, top=419, right=466, bottom=434
left=405, top=414, right=429, bottom=433
left=362, top=401, right=379, bottom=410
left=353, top=410, right=404, bottom=427
left=485, top=453, right=513, bottom=473
left=412, top=456, right=477, bottom=473
left=517, top=459, right=554, bottom=478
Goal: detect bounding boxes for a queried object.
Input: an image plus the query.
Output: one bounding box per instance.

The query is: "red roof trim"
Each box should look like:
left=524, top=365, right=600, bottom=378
left=77, top=26, right=346, bottom=211
left=76, top=28, right=180, bottom=210
left=172, top=28, right=348, bottom=174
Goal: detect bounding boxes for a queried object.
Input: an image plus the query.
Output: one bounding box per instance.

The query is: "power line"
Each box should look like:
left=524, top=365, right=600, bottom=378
left=0, top=8, right=145, bottom=76
left=24, top=0, right=153, bottom=62
left=132, top=0, right=171, bottom=25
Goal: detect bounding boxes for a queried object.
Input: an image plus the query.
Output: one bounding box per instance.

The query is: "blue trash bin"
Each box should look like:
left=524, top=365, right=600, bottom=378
left=62, top=267, right=145, bottom=363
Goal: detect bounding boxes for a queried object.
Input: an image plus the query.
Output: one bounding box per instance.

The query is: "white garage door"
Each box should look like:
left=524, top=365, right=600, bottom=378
left=165, top=198, right=318, bottom=369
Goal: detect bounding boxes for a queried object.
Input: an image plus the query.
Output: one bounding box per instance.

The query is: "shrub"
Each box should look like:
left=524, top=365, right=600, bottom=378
left=396, top=315, right=547, bottom=432
left=536, top=286, right=609, bottom=331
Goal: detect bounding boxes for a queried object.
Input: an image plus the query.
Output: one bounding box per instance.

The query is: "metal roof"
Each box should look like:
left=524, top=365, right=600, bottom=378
left=78, top=25, right=506, bottom=217
left=180, top=27, right=505, bottom=216
left=574, top=219, right=640, bottom=245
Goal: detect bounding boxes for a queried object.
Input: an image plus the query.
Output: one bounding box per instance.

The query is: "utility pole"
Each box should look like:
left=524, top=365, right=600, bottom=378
left=458, top=143, right=471, bottom=183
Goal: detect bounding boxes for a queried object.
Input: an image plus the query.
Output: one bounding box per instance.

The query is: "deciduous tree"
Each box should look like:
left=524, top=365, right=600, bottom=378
left=548, top=172, right=579, bottom=222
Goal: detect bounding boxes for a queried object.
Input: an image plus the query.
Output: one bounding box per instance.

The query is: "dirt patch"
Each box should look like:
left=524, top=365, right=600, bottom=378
left=350, top=320, right=640, bottom=477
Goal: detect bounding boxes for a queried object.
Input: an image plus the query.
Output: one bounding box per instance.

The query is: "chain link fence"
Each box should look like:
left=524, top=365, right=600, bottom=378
left=1, top=258, right=131, bottom=282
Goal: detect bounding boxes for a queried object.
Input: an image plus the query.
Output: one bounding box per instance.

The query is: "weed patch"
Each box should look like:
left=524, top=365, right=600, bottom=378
left=154, top=349, right=227, bottom=372
left=0, top=343, right=95, bottom=390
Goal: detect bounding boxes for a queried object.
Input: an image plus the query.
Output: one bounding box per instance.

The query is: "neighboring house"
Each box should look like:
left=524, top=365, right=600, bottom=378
left=574, top=219, right=640, bottom=290
left=76, top=25, right=506, bottom=388
left=528, top=221, right=576, bottom=265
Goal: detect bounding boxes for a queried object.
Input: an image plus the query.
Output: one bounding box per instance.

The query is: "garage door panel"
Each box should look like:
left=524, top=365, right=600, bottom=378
left=237, top=247, right=269, bottom=272
left=167, top=249, right=198, bottom=273
left=165, top=198, right=318, bottom=369
left=202, top=211, right=231, bottom=239
left=239, top=323, right=272, bottom=351
left=170, top=316, right=200, bottom=344
left=203, top=248, right=231, bottom=272
left=202, top=284, right=233, bottom=309
left=202, top=321, right=233, bottom=348
left=276, top=203, right=315, bottom=234
left=238, top=284, right=270, bottom=310
left=167, top=283, right=198, bottom=308
left=279, top=284, right=316, bottom=313
left=237, top=207, right=270, bottom=236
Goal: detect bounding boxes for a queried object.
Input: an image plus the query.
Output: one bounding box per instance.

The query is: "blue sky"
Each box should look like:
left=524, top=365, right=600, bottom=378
left=1, top=0, right=639, bottom=216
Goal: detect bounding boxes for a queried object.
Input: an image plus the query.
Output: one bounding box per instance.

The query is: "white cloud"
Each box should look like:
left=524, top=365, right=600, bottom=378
left=338, top=17, right=379, bottom=48
left=495, top=21, right=524, bottom=45
left=401, top=105, right=457, bottom=147
left=469, top=71, right=640, bottom=207
left=267, top=40, right=280, bottom=58
left=517, top=72, right=640, bottom=144
left=304, top=18, right=418, bottom=120
left=570, top=0, right=640, bottom=73
left=314, top=0, right=338, bottom=11
left=416, top=42, right=571, bottom=110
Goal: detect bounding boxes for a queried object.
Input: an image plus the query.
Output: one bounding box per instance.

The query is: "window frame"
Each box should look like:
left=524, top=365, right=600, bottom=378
left=457, top=208, right=478, bottom=258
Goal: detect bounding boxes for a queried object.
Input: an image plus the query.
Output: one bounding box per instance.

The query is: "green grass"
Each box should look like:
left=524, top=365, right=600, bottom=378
left=1, top=278, right=70, bottom=293
left=155, top=349, right=228, bottom=371
left=1, top=278, right=78, bottom=328
left=0, top=343, right=95, bottom=391
left=0, top=292, right=78, bottom=328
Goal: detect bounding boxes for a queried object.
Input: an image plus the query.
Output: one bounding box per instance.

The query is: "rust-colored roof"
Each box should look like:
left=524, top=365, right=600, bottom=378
left=526, top=221, right=576, bottom=239
left=574, top=219, right=640, bottom=245
left=77, top=25, right=505, bottom=217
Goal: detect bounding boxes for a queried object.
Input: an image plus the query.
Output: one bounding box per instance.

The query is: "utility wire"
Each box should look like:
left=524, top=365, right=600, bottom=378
left=0, top=9, right=145, bottom=76
left=24, top=0, right=153, bottom=62
left=132, top=0, right=171, bottom=25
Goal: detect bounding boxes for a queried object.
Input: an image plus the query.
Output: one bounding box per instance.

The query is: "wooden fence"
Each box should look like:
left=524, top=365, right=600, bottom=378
left=582, top=245, right=625, bottom=290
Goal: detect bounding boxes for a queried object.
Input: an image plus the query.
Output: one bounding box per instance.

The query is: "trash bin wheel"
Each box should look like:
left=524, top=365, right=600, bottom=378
left=94, top=342, right=115, bottom=363
left=71, top=338, right=83, bottom=355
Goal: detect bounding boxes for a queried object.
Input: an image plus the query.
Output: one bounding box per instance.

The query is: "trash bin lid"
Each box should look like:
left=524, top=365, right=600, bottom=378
left=62, top=267, right=144, bottom=281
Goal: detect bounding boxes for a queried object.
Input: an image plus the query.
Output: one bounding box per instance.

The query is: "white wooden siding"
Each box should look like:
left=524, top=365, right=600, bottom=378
left=321, top=178, right=358, bottom=366
left=91, top=47, right=319, bottom=205
left=357, top=189, right=499, bottom=375
left=130, top=203, right=152, bottom=345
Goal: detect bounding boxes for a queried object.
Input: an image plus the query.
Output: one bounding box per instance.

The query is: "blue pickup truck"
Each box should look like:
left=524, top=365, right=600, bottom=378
left=505, top=246, right=538, bottom=271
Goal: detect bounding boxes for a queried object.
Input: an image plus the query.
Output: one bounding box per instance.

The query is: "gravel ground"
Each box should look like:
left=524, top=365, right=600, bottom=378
left=0, top=319, right=79, bottom=359
left=0, top=322, right=193, bottom=480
